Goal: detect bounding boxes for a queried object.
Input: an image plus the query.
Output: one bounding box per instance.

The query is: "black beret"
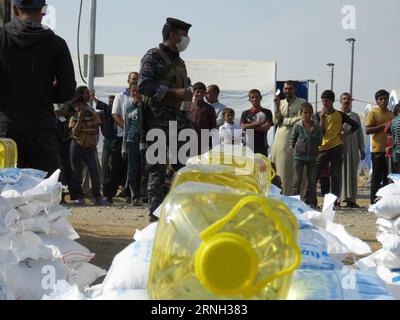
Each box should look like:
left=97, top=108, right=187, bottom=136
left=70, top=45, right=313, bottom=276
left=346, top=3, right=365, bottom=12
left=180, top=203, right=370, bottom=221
left=165, top=17, right=192, bottom=32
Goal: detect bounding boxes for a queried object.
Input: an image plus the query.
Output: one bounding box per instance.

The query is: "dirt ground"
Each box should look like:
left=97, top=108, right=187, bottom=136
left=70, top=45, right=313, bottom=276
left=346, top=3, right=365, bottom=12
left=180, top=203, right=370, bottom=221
left=66, top=184, right=380, bottom=272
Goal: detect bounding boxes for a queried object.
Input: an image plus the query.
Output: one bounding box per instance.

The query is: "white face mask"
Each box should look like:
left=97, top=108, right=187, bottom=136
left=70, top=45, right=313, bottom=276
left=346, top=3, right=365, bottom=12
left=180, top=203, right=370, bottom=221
left=176, top=36, right=190, bottom=52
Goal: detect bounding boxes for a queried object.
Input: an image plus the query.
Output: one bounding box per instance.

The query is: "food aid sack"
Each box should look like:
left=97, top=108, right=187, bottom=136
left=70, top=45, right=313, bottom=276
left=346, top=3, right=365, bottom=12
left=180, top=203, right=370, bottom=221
left=288, top=267, right=393, bottom=300
left=101, top=239, right=154, bottom=294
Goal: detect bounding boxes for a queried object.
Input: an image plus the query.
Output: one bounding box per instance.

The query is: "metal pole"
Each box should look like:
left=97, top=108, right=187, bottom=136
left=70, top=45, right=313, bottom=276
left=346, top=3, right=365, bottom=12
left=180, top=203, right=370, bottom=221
left=315, top=83, right=318, bottom=113
left=327, top=63, right=335, bottom=92
left=88, top=0, right=97, bottom=92
left=348, top=38, right=356, bottom=97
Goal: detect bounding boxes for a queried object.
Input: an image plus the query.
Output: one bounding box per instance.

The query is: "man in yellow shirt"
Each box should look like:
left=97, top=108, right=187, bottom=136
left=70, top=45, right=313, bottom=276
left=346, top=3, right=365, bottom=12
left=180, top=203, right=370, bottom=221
left=315, top=90, right=359, bottom=208
left=366, top=90, right=395, bottom=204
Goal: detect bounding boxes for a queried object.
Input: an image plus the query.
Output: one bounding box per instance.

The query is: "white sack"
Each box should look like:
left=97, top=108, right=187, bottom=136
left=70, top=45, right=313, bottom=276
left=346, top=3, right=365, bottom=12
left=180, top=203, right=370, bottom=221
left=40, top=234, right=94, bottom=264
left=102, top=240, right=153, bottom=294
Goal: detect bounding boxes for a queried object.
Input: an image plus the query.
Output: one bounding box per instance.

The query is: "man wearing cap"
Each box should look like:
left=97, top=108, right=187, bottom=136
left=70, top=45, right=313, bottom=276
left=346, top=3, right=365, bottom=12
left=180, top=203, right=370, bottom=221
left=314, top=90, right=359, bottom=208
left=138, top=17, right=193, bottom=222
left=0, top=0, right=76, bottom=175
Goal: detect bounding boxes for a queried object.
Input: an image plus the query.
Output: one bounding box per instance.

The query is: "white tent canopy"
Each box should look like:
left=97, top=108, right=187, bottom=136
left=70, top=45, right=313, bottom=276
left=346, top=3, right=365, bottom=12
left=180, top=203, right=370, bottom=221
left=73, top=55, right=277, bottom=145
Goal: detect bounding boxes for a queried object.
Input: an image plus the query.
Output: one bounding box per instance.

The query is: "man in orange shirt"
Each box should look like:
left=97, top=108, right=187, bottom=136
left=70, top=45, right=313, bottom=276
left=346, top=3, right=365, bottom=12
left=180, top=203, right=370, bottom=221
left=366, top=90, right=395, bottom=204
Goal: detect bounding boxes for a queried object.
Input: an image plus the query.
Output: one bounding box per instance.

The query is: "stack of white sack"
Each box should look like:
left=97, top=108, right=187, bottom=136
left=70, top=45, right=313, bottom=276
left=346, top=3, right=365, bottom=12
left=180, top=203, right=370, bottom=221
left=43, top=221, right=157, bottom=300
left=274, top=193, right=392, bottom=300
left=356, top=174, right=400, bottom=298
left=0, top=168, right=105, bottom=300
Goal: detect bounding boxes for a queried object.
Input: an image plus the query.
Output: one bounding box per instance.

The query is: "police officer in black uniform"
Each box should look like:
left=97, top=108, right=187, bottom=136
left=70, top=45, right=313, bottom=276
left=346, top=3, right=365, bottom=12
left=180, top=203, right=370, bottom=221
left=138, top=18, right=193, bottom=222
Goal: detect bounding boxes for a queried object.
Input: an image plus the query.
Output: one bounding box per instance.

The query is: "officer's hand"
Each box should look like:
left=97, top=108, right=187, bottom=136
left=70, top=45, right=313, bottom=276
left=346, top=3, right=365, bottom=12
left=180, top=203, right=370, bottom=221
left=122, top=152, right=127, bottom=160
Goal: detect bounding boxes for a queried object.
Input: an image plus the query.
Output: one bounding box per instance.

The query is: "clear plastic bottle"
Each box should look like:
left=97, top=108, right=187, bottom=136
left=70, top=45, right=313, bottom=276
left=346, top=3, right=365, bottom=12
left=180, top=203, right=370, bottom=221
left=170, top=164, right=261, bottom=194
left=147, top=182, right=301, bottom=300
left=0, top=138, right=18, bottom=169
left=187, top=145, right=275, bottom=195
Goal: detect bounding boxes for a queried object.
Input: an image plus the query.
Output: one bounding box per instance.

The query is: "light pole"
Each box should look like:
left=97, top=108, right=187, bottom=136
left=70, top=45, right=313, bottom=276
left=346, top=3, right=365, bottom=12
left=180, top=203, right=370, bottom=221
left=308, top=80, right=318, bottom=113
left=327, top=63, right=335, bottom=91
left=88, top=0, right=97, bottom=92
left=346, top=38, right=356, bottom=97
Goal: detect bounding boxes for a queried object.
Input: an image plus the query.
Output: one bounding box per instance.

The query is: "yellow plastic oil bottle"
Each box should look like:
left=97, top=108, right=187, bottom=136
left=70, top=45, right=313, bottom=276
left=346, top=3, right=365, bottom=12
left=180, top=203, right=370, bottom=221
left=187, top=145, right=275, bottom=196
left=0, top=138, right=18, bottom=169
left=147, top=182, right=301, bottom=300
left=170, top=164, right=261, bottom=194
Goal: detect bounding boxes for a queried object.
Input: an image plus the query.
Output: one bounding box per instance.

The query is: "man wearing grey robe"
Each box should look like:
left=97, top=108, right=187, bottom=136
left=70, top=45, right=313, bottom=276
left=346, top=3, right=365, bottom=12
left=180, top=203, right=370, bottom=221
left=340, top=93, right=366, bottom=207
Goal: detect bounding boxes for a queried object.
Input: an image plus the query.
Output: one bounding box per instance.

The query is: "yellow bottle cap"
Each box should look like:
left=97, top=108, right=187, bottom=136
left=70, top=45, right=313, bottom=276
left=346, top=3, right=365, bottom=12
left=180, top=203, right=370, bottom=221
left=194, top=233, right=259, bottom=296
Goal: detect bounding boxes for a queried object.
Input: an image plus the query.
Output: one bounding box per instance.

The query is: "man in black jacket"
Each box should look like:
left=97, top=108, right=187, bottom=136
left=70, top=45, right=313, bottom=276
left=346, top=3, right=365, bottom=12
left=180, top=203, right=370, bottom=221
left=0, top=0, right=76, bottom=175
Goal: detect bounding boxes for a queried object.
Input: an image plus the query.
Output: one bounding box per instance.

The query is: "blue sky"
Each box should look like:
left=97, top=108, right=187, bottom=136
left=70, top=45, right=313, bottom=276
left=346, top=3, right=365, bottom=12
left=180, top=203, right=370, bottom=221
left=49, top=0, right=400, bottom=111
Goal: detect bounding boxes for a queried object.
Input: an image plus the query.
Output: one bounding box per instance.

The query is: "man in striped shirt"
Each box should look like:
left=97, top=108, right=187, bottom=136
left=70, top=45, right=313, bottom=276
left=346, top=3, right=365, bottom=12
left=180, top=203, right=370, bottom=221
left=389, top=104, right=400, bottom=173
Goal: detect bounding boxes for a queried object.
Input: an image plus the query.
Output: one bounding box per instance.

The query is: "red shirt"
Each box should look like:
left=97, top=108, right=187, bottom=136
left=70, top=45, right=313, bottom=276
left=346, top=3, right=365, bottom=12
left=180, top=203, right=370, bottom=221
left=187, top=100, right=217, bottom=134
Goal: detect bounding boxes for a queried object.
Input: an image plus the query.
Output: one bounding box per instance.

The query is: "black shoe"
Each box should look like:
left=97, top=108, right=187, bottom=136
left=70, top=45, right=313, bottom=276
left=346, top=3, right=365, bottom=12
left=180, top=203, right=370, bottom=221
left=126, top=197, right=132, bottom=205
left=149, top=214, right=159, bottom=222
left=345, top=201, right=360, bottom=209
left=132, top=198, right=141, bottom=207
left=140, top=197, right=148, bottom=204
left=106, top=197, right=113, bottom=205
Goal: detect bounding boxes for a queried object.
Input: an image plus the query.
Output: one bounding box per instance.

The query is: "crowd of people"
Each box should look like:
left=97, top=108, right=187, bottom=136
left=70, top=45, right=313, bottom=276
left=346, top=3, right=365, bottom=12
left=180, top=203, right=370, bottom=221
left=1, top=2, right=400, bottom=223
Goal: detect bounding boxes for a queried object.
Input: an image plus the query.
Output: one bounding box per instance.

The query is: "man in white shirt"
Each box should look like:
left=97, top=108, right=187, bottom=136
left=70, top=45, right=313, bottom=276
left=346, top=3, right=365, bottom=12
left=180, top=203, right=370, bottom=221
left=219, top=108, right=242, bottom=145
left=104, top=72, right=138, bottom=203
left=206, top=84, right=226, bottom=128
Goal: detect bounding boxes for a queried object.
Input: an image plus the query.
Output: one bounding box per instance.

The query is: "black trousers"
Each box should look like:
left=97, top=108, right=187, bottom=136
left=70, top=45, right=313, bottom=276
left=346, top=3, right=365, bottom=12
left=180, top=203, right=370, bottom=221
left=0, top=124, right=60, bottom=177
left=103, top=137, right=127, bottom=198
left=146, top=128, right=188, bottom=215
left=371, top=152, right=389, bottom=204
left=316, top=145, right=344, bottom=200
left=60, top=138, right=79, bottom=200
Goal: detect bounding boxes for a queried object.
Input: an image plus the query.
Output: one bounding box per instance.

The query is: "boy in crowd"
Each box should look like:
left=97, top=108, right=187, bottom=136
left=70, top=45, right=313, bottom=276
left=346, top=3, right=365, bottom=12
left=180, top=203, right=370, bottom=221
left=91, top=92, right=117, bottom=187
left=69, top=96, right=107, bottom=206
left=122, top=84, right=142, bottom=206
left=206, top=84, right=226, bottom=128
left=219, top=108, right=243, bottom=145
left=240, top=89, right=273, bottom=156
left=314, top=90, right=359, bottom=208
left=366, top=90, right=395, bottom=203
left=291, top=103, right=323, bottom=208
left=187, top=82, right=217, bottom=155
